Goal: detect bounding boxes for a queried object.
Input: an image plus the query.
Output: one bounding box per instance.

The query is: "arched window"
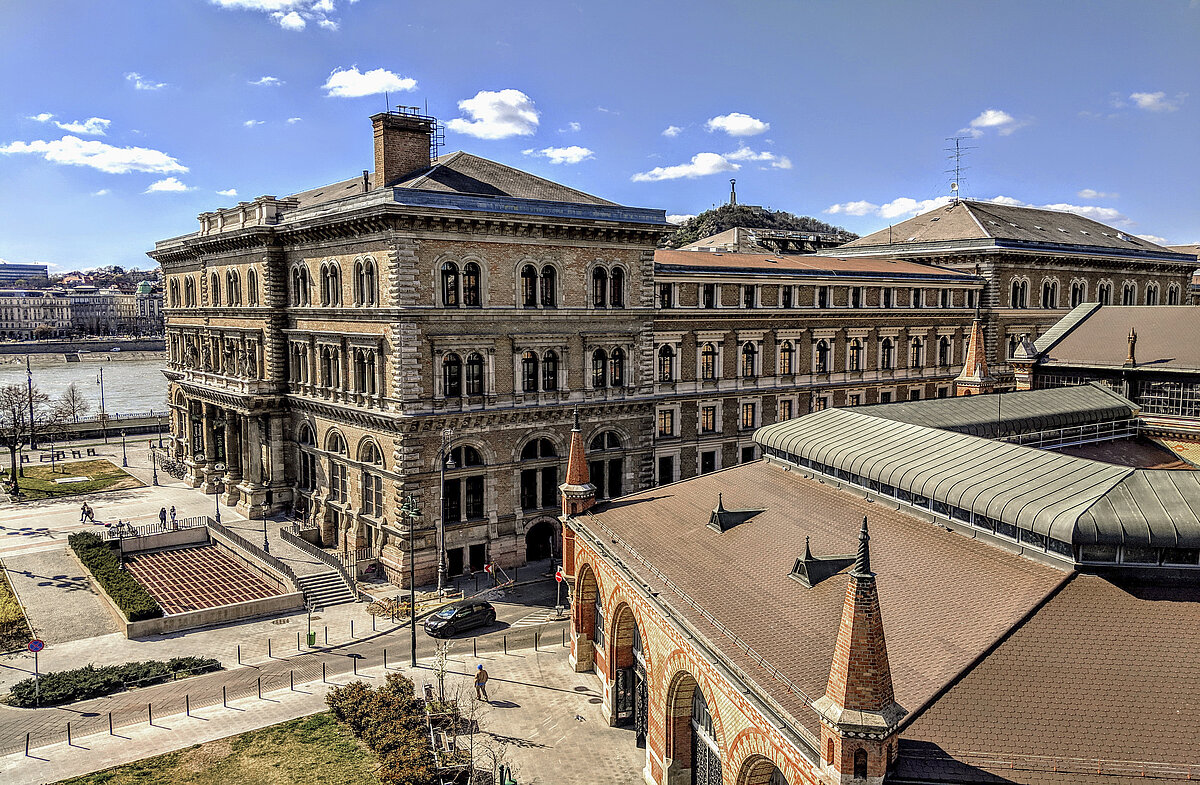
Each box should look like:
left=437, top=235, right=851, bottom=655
left=593, top=590, right=605, bottom=648
left=610, top=268, right=625, bottom=308
left=542, top=350, right=559, bottom=391
left=826, top=738, right=835, bottom=766
left=1122, top=282, right=1135, bottom=305
left=291, top=267, right=309, bottom=306
left=247, top=268, right=259, bottom=306
left=1011, top=279, right=1027, bottom=309
left=465, top=353, right=484, bottom=395
left=881, top=337, right=895, bottom=370
left=779, top=341, right=794, bottom=375
left=1070, top=280, right=1084, bottom=308
left=443, top=444, right=485, bottom=522
left=519, top=437, right=560, bottom=511
left=587, top=431, right=624, bottom=500
left=520, top=438, right=557, bottom=460
left=354, top=259, right=377, bottom=306
left=226, top=270, right=241, bottom=306
left=185, top=277, right=197, bottom=307
left=658, top=345, right=675, bottom=382
left=359, top=440, right=384, bottom=518
left=443, top=353, right=463, bottom=397
left=1146, top=284, right=1159, bottom=305
left=814, top=340, right=829, bottom=374
left=691, top=688, right=721, bottom=785
left=297, top=425, right=317, bottom=491
left=1042, top=280, right=1057, bottom=309
left=326, top=431, right=348, bottom=502
left=592, top=348, right=608, bottom=389
left=593, top=268, right=608, bottom=308
left=1168, top=284, right=1181, bottom=305
left=210, top=273, right=221, bottom=306
left=854, top=749, right=868, bottom=779
left=520, top=265, right=538, bottom=307
left=1098, top=282, right=1112, bottom=305
left=319, top=264, right=341, bottom=306
left=320, top=346, right=339, bottom=388
left=463, top=262, right=481, bottom=307
left=848, top=339, right=862, bottom=372
left=610, top=348, right=625, bottom=388
left=441, top=262, right=459, bottom=307
left=521, top=351, right=539, bottom=393
left=939, top=336, right=952, bottom=366
left=169, top=280, right=180, bottom=307
left=701, top=343, right=718, bottom=380
left=910, top=337, right=924, bottom=368
left=353, top=349, right=376, bottom=395
left=540, top=265, right=557, bottom=308
left=741, top=342, right=758, bottom=378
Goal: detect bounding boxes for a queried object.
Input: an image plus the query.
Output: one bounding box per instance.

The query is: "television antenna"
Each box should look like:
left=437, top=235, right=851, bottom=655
left=944, top=137, right=975, bottom=201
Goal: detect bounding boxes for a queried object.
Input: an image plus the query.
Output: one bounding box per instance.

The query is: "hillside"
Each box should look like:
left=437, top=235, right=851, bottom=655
left=664, top=205, right=858, bottom=248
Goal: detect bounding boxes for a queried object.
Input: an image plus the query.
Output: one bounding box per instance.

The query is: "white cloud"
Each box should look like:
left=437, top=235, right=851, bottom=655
left=125, top=72, right=167, bottom=91
left=217, top=188, right=238, bottom=197
left=1136, top=233, right=1168, bottom=245
left=725, top=145, right=792, bottom=169
left=250, top=76, right=283, bottom=86
left=209, top=0, right=342, bottom=31
left=559, top=121, right=581, bottom=133
left=447, top=89, right=539, bottom=139
left=318, top=18, right=338, bottom=30
left=144, top=177, right=191, bottom=193
left=824, top=193, right=1132, bottom=226
left=631, top=152, right=738, bottom=182
left=286, top=117, right=303, bottom=124
left=243, top=119, right=265, bottom=127
left=959, top=108, right=1027, bottom=137
left=1036, top=202, right=1126, bottom=224
left=0, top=135, right=187, bottom=175
left=28, top=113, right=53, bottom=123
left=1077, top=188, right=1117, bottom=200
left=278, top=10, right=306, bottom=29
left=92, top=189, right=110, bottom=196
left=1130, top=91, right=1185, bottom=112
left=523, top=146, right=593, bottom=165
left=52, top=117, right=111, bottom=136
left=662, top=125, right=683, bottom=138
left=705, top=112, right=769, bottom=137
left=825, top=200, right=879, bottom=217
left=666, top=214, right=695, bottom=225
left=322, top=67, right=417, bottom=98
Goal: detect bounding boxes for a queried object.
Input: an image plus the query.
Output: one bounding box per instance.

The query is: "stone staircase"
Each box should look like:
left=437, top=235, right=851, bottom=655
left=295, top=570, right=357, bottom=609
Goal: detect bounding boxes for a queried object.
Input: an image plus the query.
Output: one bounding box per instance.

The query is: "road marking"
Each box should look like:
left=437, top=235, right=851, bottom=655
left=509, top=609, right=566, bottom=629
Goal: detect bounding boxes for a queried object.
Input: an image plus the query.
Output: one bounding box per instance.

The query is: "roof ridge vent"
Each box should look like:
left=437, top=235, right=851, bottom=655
left=708, top=495, right=764, bottom=532
left=789, top=534, right=857, bottom=588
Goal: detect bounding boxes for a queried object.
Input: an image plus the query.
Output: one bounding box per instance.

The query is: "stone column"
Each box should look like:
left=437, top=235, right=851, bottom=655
left=222, top=413, right=242, bottom=506
left=198, top=404, right=218, bottom=491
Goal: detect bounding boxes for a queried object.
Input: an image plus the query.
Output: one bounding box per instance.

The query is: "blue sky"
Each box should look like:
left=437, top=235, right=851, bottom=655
left=1, top=0, right=1198, bottom=272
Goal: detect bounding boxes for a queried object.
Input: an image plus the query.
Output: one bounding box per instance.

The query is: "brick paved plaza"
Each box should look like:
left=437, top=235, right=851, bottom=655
left=125, top=544, right=282, bottom=614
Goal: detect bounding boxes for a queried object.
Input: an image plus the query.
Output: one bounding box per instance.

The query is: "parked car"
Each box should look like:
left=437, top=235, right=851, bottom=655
left=423, top=599, right=496, bottom=638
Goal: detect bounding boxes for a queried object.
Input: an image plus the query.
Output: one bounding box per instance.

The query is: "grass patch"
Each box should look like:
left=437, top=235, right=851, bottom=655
left=1, top=459, right=142, bottom=500
left=56, top=712, right=381, bottom=785
left=0, top=566, right=31, bottom=651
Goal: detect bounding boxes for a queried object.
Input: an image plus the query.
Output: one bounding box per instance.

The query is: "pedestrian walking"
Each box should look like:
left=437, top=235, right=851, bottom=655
left=80, top=503, right=88, bottom=522
left=170, top=506, right=177, bottom=529
left=159, top=507, right=167, bottom=527
left=474, top=664, right=489, bottom=702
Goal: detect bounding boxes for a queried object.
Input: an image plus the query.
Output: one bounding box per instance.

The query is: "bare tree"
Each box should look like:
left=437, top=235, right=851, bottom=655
left=0, top=383, right=55, bottom=496
left=53, top=383, right=90, bottom=424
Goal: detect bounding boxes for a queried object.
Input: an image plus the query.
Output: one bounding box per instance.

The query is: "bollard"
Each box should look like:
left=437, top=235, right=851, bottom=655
left=290, top=670, right=294, bottom=691
left=503, top=635, right=508, bottom=655
left=186, top=694, right=190, bottom=716
left=109, top=712, right=114, bottom=735
left=268, top=638, right=272, bottom=658
left=257, top=677, right=262, bottom=699
left=324, top=626, right=328, bottom=646
left=384, top=648, right=388, bottom=670
left=237, top=644, right=241, bottom=665
left=351, top=619, right=355, bottom=639
left=298, top=631, right=301, bottom=651
left=353, top=656, right=358, bottom=675
left=372, top=614, right=376, bottom=632
left=25, top=733, right=29, bottom=756
left=148, top=703, right=153, bottom=726
left=322, top=662, right=326, bottom=683
left=473, top=638, right=477, bottom=658
left=562, top=628, right=566, bottom=647
left=67, top=721, right=72, bottom=746
left=223, top=686, right=227, bottom=707
left=535, top=631, right=539, bottom=651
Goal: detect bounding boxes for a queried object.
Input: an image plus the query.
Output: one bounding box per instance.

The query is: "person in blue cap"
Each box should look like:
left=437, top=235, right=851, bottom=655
left=474, top=664, right=489, bottom=702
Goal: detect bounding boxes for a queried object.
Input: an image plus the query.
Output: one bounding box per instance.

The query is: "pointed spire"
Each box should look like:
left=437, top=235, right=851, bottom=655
left=803, top=535, right=813, bottom=562
left=851, top=517, right=872, bottom=578
left=715, top=492, right=725, bottom=513
left=1125, top=328, right=1137, bottom=367
left=560, top=407, right=595, bottom=517
left=955, top=314, right=994, bottom=396
left=573, top=405, right=581, bottom=432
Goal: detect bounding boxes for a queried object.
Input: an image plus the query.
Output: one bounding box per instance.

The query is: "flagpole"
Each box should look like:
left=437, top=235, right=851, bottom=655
left=26, top=355, right=36, bottom=451
left=98, top=367, right=107, bottom=444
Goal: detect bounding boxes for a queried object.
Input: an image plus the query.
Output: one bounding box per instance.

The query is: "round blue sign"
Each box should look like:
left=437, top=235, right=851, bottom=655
left=27, top=639, right=43, bottom=653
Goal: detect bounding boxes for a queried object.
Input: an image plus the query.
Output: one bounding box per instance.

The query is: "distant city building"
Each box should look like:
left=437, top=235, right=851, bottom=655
left=0, top=262, right=49, bottom=284
left=0, top=289, right=71, bottom=339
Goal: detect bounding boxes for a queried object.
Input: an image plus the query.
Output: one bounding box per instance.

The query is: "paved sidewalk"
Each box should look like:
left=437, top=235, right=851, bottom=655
left=0, top=645, right=644, bottom=785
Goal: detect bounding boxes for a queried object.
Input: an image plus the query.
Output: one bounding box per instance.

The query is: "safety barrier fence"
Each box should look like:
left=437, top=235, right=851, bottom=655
left=281, top=524, right=357, bottom=596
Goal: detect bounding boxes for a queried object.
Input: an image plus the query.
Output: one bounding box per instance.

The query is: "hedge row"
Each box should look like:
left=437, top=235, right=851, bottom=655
left=68, top=532, right=163, bottom=622
left=327, top=673, right=436, bottom=785
left=7, top=656, right=221, bottom=708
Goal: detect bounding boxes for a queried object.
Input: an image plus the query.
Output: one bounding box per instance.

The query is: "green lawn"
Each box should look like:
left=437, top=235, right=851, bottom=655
left=57, top=712, right=382, bottom=785
left=1, top=459, right=142, bottom=500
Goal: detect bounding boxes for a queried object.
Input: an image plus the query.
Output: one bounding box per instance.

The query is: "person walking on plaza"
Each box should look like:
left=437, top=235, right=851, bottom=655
left=475, top=664, right=489, bottom=702
left=170, top=506, right=177, bottom=529
left=80, top=503, right=88, bottom=522
left=159, top=507, right=167, bottom=527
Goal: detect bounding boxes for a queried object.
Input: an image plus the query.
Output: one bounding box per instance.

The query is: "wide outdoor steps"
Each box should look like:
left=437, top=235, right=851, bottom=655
left=295, top=571, right=356, bottom=609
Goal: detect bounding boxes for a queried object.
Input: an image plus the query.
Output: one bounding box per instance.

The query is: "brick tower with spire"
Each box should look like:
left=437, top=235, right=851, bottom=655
left=812, top=518, right=906, bottom=784
left=954, top=313, right=995, bottom=396
left=559, top=407, right=596, bottom=517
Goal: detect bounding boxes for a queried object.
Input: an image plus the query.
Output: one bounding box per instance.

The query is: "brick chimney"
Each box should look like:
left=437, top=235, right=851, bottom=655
left=370, top=111, right=434, bottom=188
left=559, top=407, right=596, bottom=517
left=813, top=518, right=906, bottom=785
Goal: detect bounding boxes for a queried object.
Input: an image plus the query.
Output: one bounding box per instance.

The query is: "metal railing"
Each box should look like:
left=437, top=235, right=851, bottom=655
left=101, top=515, right=208, bottom=541
left=280, top=524, right=357, bottom=597
left=208, top=519, right=301, bottom=594
left=1003, top=418, right=1140, bottom=450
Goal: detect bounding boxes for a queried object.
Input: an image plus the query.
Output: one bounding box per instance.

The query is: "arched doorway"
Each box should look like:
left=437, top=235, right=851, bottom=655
left=666, top=672, right=722, bottom=785
left=524, top=519, right=557, bottom=562
left=571, top=563, right=599, bottom=672
left=736, top=754, right=789, bottom=785
left=611, top=604, right=648, bottom=747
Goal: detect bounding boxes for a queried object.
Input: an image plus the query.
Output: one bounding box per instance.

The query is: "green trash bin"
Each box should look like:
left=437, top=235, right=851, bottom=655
left=307, top=631, right=317, bottom=647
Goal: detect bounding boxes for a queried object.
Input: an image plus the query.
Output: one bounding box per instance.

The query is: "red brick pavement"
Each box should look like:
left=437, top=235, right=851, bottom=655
left=125, top=545, right=281, bottom=614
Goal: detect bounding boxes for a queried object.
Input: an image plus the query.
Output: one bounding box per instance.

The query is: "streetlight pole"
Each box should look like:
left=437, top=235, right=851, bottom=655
left=98, top=367, right=107, bottom=444
left=398, top=493, right=421, bottom=668
left=262, top=516, right=270, bottom=554
left=436, top=427, right=453, bottom=595
left=120, top=430, right=128, bottom=468
left=25, top=355, right=36, bottom=451
left=212, top=461, right=225, bottom=523
left=150, top=446, right=158, bottom=486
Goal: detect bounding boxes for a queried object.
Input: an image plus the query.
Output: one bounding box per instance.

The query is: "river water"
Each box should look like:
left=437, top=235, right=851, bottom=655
left=0, top=356, right=168, bottom=416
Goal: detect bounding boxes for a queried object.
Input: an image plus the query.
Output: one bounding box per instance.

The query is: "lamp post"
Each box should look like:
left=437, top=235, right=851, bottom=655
left=150, top=445, right=159, bottom=486
left=398, top=493, right=422, bottom=667
left=262, top=515, right=270, bottom=554
left=120, top=429, right=128, bottom=468
left=212, top=461, right=225, bottom=523
left=435, top=427, right=454, bottom=595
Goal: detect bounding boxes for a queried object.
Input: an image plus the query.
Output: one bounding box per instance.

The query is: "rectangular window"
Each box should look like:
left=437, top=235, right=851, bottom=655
left=657, top=455, right=674, bottom=486
left=658, top=283, right=673, bottom=309
left=443, top=478, right=462, bottom=522
left=909, top=389, right=922, bottom=401
left=700, top=450, right=717, bottom=474
left=850, top=287, right=863, bottom=308
left=781, top=286, right=793, bottom=309
left=541, top=466, right=558, bottom=508
left=937, top=386, right=950, bottom=398
left=741, top=445, right=756, bottom=463
left=362, top=471, right=383, bottom=517
left=657, top=409, right=675, bottom=437
left=700, top=405, right=716, bottom=433
left=465, top=476, right=484, bottom=519
left=817, top=286, right=830, bottom=309
left=847, top=394, right=861, bottom=406
left=882, top=287, right=893, bottom=308
left=779, top=399, right=794, bottom=420
left=702, top=283, right=716, bottom=309
left=742, top=285, right=756, bottom=309
left=813, top=396, right=829, bottom=411
left=910, top=288, right=922, bottom=308
left=880, top=391, right=892, bottom=404
left=740, top=402, right=756, bottom=429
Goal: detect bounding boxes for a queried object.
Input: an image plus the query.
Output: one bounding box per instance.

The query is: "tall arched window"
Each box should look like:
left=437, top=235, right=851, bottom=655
left=319, top=263, right=341, bottom=306
left=465, top=353, right=484, bottom=395
left=291, top=267, right=309, bottom=306
left=740, top=343, right=757, bottom=378
left=359, top=440, right=384, bottom=518
left=1011, top=279, right=1028, bottom=309
left=443, top=352, right=463, bottom=397
left=588, top=431, right=624, bottom=499
left=1122, top=283, right=1135, bottom=305
left=592, top=268, right=608, bottom=308
left=542, top=350, right=559, bottom=392
left=519, top=438, right=559, bottom=511
left=691, top=688, right=721, bottom=785
left=247, top=268, right=259, bottom=306
left=441, top=262, right=459, bottom=307
left=610, top=348, right=625, bottom=388
left=814, top=340, right=829, bottom=374
left=355, top=259, right=377, bottom=306
left=848, top=339, right=862, bottom=371
left=521, top=351, right=539, bottom=393
left=939, top=336, right=952, bottom=366
left=658, top=345, right=675, bottom=382
left=1042, top=280, right=1058, bottom=309
left=226, top=270, right=241, bottom=306
left=1168, top=284, right=1181, bottom=305
left=1098, top=282, right=1112, bottom=305
left=209, top=273, right=221, bottom=306
left=297, top=425, right=316, bottom=491
left=910, top=337, right=924, bottom=368
left=521, top=265, right=538, bottom=307
left=881, top=338, right=895, bottom=370
left=326, top=431, right=348, bottom=503
left=463, top=262, right=481, bottom=307
left=854, top=749, right=868, bottom=779
left=169, top=280, right=180, bottom=307
left=353, top=349, right=376, bottom=395
left=1070, top=280, right=1084, bottom=308
left=592, top=348, right=608, bottom=389
left=540, top=265, right=557, bottom=307
left=443, top=444, right=485, bottom=523
left=701, top=343, right=718, bottom=380
left=610, top=268, right=625, bottom=308
left=1146, top=284, right=1159, bottom=305
left=779, top=341, right=794, bottom=375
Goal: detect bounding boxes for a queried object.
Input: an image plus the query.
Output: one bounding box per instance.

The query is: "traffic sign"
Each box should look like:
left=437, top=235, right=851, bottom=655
left=555, top=568, right=564, bottom=583
left=27, top=639, right=43, bottom=653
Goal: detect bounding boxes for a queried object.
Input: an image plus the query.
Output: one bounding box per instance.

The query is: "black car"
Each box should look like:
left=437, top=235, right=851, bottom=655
left=423, top=600, right=496, bottom=637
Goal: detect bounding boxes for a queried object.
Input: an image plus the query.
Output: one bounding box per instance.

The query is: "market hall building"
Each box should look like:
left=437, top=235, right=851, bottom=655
left=559, top=387, right=1200, bottom=784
